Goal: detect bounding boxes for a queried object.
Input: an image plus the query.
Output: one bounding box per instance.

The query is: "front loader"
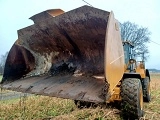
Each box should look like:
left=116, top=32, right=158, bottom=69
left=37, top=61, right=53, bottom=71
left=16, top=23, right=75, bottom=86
left=0, top=6, right=150, bottom=119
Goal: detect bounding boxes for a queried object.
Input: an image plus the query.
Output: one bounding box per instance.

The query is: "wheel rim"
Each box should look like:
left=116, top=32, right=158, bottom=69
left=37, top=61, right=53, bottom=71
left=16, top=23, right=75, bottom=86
left=140, top=88, right=143, bottom=110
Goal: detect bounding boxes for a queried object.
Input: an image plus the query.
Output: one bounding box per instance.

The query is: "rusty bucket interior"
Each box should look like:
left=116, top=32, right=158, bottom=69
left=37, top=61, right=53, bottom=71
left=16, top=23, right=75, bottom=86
left=1, top=6, right=111, bottom=103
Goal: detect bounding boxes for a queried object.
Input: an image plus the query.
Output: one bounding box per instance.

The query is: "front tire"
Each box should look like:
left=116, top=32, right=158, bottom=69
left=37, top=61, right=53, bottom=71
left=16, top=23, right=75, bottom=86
left=121, top=78, right=144, bottom=119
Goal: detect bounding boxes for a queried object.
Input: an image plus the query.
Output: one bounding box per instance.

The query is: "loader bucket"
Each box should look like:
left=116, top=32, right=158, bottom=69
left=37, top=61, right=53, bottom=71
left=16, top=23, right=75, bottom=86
left=1, top=6, right=124, bottom=103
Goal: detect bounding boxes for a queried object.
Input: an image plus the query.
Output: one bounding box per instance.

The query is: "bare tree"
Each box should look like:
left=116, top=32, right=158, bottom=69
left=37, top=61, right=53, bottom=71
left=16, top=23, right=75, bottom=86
left=120, top=21, right=151, bottom=60
left=0, top=52, right=8, bottom=74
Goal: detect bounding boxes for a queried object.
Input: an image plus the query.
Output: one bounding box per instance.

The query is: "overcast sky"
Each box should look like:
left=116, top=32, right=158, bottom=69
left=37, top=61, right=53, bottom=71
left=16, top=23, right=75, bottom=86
left=0, top=0, right=160, bottom=69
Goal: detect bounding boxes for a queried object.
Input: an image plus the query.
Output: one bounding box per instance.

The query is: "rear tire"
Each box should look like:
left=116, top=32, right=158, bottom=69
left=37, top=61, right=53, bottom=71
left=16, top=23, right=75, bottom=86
left=121, top=78, right=144, bottom=119
left=142, top=77, right=151, bottom=102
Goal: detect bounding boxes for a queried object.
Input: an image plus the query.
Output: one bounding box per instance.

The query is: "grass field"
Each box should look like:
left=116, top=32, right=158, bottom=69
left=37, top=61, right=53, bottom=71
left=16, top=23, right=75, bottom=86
left=0, top=73, right=160, bottom=120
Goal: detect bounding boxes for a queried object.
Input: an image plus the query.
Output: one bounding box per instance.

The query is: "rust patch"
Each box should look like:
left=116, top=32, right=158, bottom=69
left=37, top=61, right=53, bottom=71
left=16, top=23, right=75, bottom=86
left=2, top=44, right=35, bottom=82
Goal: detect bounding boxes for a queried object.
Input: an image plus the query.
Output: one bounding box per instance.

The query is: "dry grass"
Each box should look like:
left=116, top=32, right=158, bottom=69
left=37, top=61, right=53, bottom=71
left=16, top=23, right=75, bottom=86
left=0, top=95, right=121, bottom=120
left=150, top=73, right=160, bottom=90
left=0, top=96, right=75, bottom=120
left=143, top=73, right=160, bottom=120
left=0, top=73, right=160, bottom=120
